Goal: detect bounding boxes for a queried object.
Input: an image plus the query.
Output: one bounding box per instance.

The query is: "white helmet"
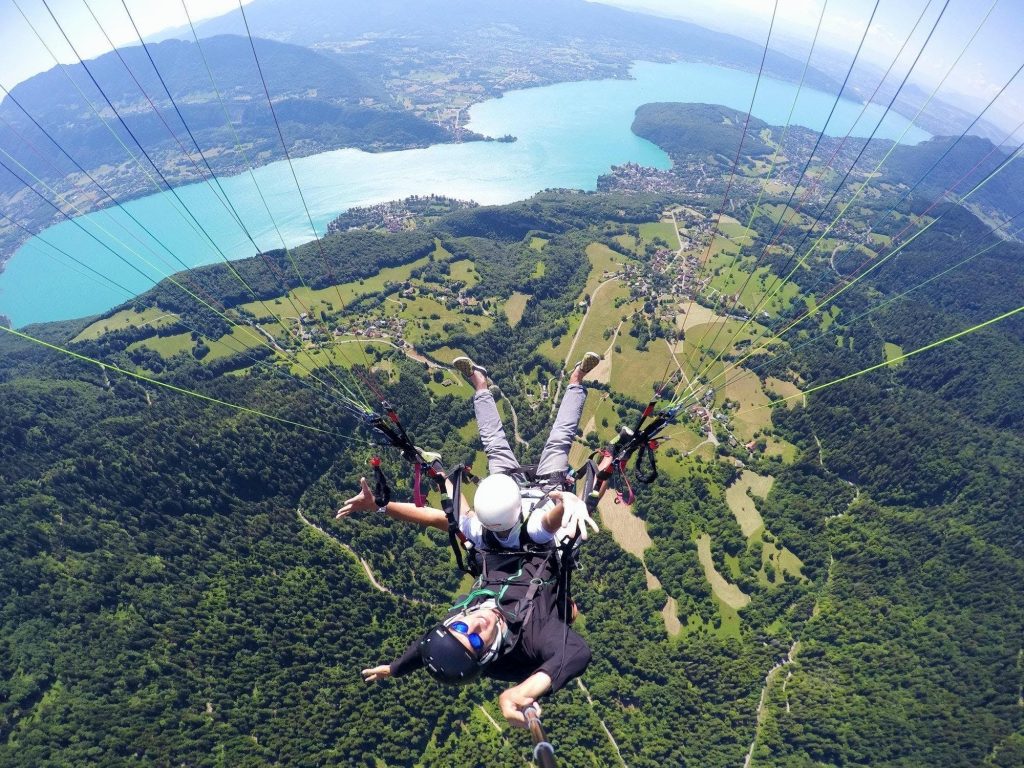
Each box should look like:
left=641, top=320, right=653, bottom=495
left=473, top=474, right=522, bottom=532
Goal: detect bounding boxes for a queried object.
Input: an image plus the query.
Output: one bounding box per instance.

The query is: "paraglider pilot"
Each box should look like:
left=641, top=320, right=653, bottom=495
left=337, top=353, right=606, bottom=725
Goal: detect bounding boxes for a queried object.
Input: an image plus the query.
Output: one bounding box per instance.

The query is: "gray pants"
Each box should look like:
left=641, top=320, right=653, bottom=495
left=474, top=384, right=586, bottom=476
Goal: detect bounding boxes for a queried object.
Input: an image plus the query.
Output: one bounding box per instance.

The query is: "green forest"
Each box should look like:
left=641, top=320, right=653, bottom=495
left=2, top=126, right=1023, bottom=767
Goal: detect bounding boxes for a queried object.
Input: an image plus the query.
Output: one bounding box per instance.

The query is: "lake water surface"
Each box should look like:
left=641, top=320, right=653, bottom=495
left=1, top=60, right=930, bottom=326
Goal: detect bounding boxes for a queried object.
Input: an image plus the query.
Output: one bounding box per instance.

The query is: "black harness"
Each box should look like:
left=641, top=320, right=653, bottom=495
left=364, top=398, right=680, bottom=621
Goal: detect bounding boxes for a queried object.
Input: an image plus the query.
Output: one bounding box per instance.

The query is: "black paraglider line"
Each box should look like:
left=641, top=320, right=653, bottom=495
left=235, top=0, right=381, bottom=383
left=670, top=0, right=883, bottom=402
left=85, top=1, right=300, bottom=316
left=681, top=0, right=954, bottom=403
left=0, top=152, right=373, bottom=418
left=0, top=208, right=366, bottom=413
left=799, top=108, right=1024, bottom=301
left=0, top=322, right=372, bottom=438
left=679, top=0, right=1023, bottom=413
left=1, top=2, right=1022, bottom=762
left=106, top=0, right=373, bottom=408
left=681, top=0, right=938, bottom=396
left=6, top=0, right=374, bottom=415
left=657, top=0, right=780, bottom=397
left=704, top=130, right=1024, bottom=400
left=714, top=209, right=1024, bottom=402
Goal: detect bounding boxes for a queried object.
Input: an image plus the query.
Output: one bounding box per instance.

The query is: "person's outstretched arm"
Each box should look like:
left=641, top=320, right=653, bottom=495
left=539, top=490, right=599, bottom=540
left=337, top=476, right=448, bottom=531
left=498, top=672, right=552, bottom=726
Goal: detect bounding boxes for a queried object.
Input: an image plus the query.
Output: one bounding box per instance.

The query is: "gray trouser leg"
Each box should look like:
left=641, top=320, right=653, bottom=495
left=536, top=384, right=586, bottom=476
left=473, top=390, right=521, bottom=474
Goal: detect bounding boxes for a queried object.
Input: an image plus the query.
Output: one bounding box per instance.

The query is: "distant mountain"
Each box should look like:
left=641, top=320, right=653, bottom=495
left=880, top=135, right=1024, bottom=223
left=172, top=0, right=838, bottom=92
left=0, top=34, right=438, bottom=192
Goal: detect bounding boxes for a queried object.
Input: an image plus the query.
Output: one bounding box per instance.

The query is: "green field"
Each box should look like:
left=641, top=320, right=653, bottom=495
left=75, top=307, right=179, bottom=341
left=504, top=292, right=530, bottom=327
left=397, top=295, right=492, bottom=344
left=570, top=281, right=634, bottom=364
left=722, top=369, right=773, bottom=439
left=285, top=340, right=393, bottom=377
left=128, top=332, right=194, bottom=360
left=707, top=234, right=740, bottom=260
left=529, top=236, right=549, bottom=251
left=537, top=314, right=582, bottom=365
left=884, top=342, right=905, bottom=365
left=639, top=221, right=678, bottom=247
left=448, top=259, right=479, bottom=288
left=205, top=325, right=272, bottom=363
left=759, top=203, right=813, bottom=230
left=759, top=537, right=805, bottom=587
left=717, top=215, right=756, bottom=245
left=613, top=234, right=638, bottom=253
left=706, top=251, right=800, bottom=316
left=764, top=438, right=798, bottom=462
left=677, top=317, right=767, bottom=375
left=696, top=534, right=750, bottom=610
left=236, top=255, right=435, bottom=321
left=610, top=322, right=685, bottom=402
left=765, top=376, right=803, bottom=405
left=583, top=242, right=629, bottom=296
left=430, top=345, right=471, bottom=367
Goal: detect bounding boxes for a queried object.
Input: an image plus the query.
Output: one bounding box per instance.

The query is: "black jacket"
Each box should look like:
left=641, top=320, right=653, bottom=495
left=389, top=549, right=591, bottom=692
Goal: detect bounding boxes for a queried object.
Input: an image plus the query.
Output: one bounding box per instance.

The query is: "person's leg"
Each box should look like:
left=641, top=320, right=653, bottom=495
left=536, top=353, right=601, bottom=476
left=455, top=357, right=520, bottom=474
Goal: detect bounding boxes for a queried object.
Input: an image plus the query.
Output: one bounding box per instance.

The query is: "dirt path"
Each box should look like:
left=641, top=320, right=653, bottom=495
left=492, top=384, right=530, bottom=448
left=296, top=507, right=430, bottom=606
left=478, top=705, right=503, bottom=733
left=552, top=275, right=621, bottom=414
left=576, top=679, right=628, bottom=767
left=743, top=640, right=800, bottom=768
left=563, top=275, right=621, bottom=369
left=744, top=434, right=861, bottom=767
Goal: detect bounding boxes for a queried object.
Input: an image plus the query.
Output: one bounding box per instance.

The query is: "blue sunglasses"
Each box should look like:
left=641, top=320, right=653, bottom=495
left=449, top=621, right=484, bottom=651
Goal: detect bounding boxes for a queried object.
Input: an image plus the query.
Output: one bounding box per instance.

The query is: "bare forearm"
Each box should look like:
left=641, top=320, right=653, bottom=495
left=383, top=501, right=448, bottom=531
left=498, top=671, right=553, bottom=726
left=541, top=501, right=565, bottom=533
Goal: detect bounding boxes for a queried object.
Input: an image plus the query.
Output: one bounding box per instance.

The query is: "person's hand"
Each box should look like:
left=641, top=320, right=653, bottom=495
left=361, top=664, right=392, bottom=683
left=560, top=491, right=599, bottom=541
left=337, top=477, right=377, bottom=519
left=498, top=688, right=539, bottom=728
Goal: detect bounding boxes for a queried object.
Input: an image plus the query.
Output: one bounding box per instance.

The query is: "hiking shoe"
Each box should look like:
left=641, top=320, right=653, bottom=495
left=453, top=356, right=487, bottom=379
left=574, top=352, right=602, bottom=376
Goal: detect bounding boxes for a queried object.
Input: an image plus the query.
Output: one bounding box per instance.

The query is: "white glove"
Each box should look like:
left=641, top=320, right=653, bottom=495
left=558, top=490, right=599, bottom=543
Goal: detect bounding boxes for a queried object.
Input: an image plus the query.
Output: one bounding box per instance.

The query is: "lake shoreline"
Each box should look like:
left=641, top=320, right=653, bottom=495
left=1, top=60, right=930, bottom=327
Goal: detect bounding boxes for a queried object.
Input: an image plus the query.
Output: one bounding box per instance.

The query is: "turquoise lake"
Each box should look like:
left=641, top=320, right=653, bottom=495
left=0, top=61, right=930, bottom=326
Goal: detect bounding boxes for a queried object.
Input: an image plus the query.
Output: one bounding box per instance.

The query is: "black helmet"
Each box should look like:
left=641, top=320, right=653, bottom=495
left=419, top=623, right=483, bottom=685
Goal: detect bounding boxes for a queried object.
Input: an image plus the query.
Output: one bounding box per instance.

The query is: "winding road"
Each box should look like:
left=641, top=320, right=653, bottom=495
left=296, top=507, right=430, bottom=606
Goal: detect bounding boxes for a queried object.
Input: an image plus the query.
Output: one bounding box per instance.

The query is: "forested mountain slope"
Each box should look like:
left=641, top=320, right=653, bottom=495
left=1, top=183, right=1021, bottom=765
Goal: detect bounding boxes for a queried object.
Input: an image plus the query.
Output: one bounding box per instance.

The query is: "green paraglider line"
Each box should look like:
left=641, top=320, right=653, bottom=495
left=0, top=324, right=360, bottom=438
left=741, top=303, right=1024, bottom=413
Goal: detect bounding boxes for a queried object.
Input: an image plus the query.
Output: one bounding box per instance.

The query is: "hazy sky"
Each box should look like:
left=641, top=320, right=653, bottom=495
left=588, top=0, right=1024, bottom=133
left=0, top=0, right=255, bottom=91
left=1, top=0, right=1022, bottom=133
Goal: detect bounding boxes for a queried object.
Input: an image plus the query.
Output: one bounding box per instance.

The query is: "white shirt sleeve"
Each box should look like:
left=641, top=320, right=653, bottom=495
left=524, top=499, right=555, bottom=544
left=460, top=500, right=555, bottom=548
left=459, top=512, right=485, bottom=548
